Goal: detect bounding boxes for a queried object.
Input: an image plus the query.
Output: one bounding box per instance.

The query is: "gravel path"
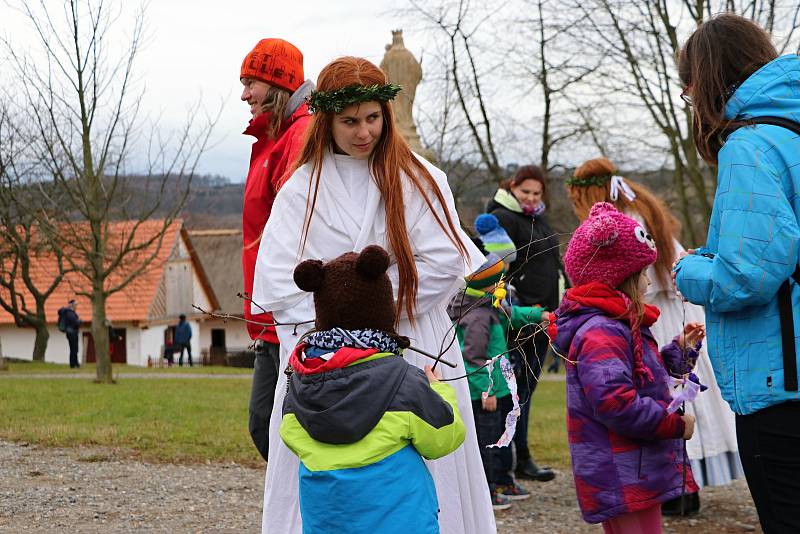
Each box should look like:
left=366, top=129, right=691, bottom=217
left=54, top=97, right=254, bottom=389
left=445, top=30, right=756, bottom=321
left=0, top=440, right=761, bottom=533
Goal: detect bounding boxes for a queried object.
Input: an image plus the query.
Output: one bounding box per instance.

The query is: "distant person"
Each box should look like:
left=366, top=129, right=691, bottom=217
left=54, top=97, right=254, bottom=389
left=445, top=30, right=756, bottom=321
left=174, top=314, right=192, bottom=367
left=239, top=37, right=313, bottom=462
left=57, top=299, right=81, bottom=368
left=487, top=164, right=560, bottom=482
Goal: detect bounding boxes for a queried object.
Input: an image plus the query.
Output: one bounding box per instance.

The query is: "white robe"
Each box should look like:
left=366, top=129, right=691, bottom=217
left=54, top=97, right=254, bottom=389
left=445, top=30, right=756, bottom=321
left=631, top=212, right=740, bottom=484
left=252, top=151, right=496, bottom=534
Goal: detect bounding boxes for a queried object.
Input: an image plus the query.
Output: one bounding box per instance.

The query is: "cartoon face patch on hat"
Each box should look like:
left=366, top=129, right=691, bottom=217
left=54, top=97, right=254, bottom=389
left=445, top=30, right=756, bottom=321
left=564, top=202, right=657, bottom=288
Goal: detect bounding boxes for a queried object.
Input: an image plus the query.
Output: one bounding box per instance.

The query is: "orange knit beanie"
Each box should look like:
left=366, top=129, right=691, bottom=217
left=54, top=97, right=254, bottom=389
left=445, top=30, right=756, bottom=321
left=240, top=38, right=304, bottom=93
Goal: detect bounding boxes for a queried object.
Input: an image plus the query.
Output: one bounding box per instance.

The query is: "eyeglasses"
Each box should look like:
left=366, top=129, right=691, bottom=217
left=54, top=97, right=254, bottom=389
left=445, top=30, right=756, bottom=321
left=680, top=85, right=692, bottom=107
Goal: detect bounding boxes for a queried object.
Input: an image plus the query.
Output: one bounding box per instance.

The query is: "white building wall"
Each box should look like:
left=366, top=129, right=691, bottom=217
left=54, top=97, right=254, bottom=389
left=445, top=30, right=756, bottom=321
left=0, top=324, right=81, bottom=364
left=139, top=325, right=169, bottom=366
left=189, top=320, right=200, bottom=365
left=0, top=322, right=198, bottom=368
left=199, top=318, right=250, bottom=352
left=125, top=328, right=143, bottom=367
left=191, top=268, right=212, bottom=313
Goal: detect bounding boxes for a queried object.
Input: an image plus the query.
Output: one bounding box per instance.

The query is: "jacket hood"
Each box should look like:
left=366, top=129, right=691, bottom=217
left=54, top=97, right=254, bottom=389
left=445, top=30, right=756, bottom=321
left=285, top=353, right=408, bottom=444
left=285, top=79, right=315, bottom=119
left=725, top=54, right=800, bottom=120
left=447, top=288, right=492, bottom=319
left=490, top=188, right=523, bottom=214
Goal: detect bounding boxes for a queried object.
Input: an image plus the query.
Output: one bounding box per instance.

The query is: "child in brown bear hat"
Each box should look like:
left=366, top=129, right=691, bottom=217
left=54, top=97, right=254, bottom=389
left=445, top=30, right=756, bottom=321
left=279, top=245, right=466, bottom=534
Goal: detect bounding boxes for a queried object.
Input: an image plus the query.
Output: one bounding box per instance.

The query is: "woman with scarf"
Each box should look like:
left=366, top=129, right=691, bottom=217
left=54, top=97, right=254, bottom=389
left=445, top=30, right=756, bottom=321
left=251, top=56, right=495, bottom=534
left=487, top=164, right=561, bottom=482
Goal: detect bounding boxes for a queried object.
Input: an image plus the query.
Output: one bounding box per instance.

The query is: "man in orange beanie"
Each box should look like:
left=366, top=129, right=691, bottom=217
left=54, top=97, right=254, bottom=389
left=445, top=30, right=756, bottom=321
left=240, top=37, right=313, bottom=462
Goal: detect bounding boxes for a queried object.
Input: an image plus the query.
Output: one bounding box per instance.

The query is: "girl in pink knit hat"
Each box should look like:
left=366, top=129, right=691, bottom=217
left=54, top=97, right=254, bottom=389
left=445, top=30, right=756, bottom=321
left=551, top=202, right=705, bottom=533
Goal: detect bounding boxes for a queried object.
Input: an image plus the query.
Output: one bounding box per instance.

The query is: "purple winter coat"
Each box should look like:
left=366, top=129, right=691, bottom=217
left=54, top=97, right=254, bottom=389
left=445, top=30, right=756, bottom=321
left=552, top=293, right=699, bottom=523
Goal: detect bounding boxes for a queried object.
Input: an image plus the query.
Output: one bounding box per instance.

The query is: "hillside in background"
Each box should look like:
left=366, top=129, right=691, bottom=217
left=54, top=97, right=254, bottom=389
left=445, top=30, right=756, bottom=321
left=177, top=168, right=684, bottom=244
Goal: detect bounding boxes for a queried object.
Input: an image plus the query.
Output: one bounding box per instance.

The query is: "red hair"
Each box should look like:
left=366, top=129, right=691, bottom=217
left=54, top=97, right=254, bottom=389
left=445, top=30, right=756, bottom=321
left=568, top=157, right=680, bottom=288
left=294, top=57, right=467, bottom=324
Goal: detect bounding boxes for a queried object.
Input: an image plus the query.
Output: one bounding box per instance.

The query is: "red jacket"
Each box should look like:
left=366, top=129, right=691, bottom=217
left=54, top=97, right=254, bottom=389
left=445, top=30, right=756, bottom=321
left=242, top=104, right=311, bottom=342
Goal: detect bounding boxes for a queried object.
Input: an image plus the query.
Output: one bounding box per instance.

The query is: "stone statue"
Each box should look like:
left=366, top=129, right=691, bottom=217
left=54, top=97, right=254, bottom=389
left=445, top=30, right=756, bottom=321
left=380, top=30, right=430, bottom=158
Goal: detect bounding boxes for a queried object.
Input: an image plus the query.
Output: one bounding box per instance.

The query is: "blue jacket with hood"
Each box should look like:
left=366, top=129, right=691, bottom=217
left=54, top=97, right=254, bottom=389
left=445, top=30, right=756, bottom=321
left=675, top=54, right=800, bottom=415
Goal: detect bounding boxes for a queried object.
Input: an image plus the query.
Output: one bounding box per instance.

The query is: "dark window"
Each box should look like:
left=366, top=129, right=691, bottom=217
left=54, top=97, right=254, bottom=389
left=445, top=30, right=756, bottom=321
left=211, top=329, right=226, bottom=349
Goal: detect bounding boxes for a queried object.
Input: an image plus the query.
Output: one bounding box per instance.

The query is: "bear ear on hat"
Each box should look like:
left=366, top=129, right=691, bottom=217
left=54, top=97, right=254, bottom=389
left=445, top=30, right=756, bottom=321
left=293, top=260, right=325, bottom=292
left=356, top=245, right=390, bottom=279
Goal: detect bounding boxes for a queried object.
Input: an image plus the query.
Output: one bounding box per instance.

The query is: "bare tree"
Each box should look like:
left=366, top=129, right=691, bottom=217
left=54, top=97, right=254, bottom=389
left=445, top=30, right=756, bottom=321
left=411, top=34, right=488, bottom=208
left=0, top=106, right=71, bottom=361
left=2, top=0, right=216, bottom=382
left=513, top=0, right=608, bottom=174
left=561, top=0, right=800, bottom=242
left=408, top=0, right=508, bottom=183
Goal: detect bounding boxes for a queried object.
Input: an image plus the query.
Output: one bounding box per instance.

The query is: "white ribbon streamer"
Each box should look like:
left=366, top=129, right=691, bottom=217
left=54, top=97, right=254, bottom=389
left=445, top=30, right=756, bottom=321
left=486, top=355, right=520, bottom=448
left=609, top=175, right=637, bottom=202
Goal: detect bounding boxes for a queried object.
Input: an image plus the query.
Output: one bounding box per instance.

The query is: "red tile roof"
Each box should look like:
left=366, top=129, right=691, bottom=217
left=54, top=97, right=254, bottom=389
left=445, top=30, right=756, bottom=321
left=0, top=219, right=218, bottom=325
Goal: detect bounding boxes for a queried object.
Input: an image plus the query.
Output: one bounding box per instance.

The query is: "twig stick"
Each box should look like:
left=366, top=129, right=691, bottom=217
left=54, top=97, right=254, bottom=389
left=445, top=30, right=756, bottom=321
left=406, top=345, right=457, bottom=368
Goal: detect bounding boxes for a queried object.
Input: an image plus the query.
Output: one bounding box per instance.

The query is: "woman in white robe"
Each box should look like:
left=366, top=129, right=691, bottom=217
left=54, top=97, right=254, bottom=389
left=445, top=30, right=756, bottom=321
left=251, top=56, right=496, bottom=534
left=566, top=157, right=741, bottom=491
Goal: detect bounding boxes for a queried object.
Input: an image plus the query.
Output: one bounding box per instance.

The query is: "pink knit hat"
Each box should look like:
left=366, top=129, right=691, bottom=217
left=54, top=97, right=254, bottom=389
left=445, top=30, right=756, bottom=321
left=564, top=202, right=657, bottom=287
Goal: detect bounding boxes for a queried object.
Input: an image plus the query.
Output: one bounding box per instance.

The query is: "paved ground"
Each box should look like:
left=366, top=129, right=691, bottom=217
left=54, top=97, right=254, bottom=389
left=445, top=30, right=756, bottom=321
left=0, top=440, right=761, bottom=533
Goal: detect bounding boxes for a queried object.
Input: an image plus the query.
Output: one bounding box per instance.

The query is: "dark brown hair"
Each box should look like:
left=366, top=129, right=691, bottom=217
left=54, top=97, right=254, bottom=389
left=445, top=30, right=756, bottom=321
left=293, top=57, right=467, bottom=325
left=502, top=165, right=547, bottom=197
left=567, top=157, right=680, bottom=288
left=678, top=13, right=777, bottom=164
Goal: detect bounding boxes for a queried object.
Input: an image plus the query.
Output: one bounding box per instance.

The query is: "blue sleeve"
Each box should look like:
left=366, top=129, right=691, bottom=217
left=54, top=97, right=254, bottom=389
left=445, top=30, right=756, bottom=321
left=677, top=138, right=800, bottom=313
left=674, top=253, right=714, bottom=306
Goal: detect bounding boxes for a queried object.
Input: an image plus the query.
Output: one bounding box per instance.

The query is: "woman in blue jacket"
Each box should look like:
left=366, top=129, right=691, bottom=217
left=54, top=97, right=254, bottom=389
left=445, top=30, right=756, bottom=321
left=675, top=14, right=800, bottom=533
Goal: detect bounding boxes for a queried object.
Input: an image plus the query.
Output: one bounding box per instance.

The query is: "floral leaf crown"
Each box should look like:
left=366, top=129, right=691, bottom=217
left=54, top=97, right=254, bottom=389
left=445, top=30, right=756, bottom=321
left=565, top=173, right=612, bottom=187
left=306, top=83, right=402, bottom=113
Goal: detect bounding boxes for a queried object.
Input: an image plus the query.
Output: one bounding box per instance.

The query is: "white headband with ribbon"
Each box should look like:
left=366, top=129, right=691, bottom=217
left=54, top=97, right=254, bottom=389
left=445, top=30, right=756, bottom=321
left=609, top=175, right=636, bottom=202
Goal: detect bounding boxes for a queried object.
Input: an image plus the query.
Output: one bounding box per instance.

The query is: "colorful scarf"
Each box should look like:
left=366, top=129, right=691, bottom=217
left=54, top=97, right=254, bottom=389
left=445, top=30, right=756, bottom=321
left=522, top=201, right=546, bottom=218
left=303, top=328, right=403, bottom=355
left=561, top=282, right=660, bottom=386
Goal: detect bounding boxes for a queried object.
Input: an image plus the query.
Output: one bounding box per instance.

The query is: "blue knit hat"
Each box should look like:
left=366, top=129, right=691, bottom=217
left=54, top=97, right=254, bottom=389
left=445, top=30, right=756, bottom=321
left=474, top=214, right=517, bottom=263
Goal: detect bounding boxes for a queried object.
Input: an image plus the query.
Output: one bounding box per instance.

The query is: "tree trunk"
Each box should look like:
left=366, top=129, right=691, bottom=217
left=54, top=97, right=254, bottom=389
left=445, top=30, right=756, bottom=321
left=92, top=287, right=112, bottom=383
left=31, top=322, right=49, bottom=362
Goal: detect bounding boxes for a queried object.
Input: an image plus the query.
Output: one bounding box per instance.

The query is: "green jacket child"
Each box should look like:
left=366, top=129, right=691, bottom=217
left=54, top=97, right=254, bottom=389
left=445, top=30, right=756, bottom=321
left=447, top=254, right=549, bottom=403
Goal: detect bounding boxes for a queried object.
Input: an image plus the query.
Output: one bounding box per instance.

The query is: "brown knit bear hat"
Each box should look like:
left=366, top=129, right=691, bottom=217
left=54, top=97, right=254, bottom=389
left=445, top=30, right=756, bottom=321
left=293, top=245, right=397, bottom=334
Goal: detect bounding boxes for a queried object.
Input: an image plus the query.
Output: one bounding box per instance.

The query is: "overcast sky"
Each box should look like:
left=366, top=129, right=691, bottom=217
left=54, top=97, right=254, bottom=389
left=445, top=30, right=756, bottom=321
left=1, top=0, right=427, bottom=182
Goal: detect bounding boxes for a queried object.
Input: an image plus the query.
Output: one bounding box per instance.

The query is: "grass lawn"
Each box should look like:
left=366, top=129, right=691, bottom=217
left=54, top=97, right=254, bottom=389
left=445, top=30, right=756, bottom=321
left=0, top=376, right=263, bottom=466
left=5, top=360, right=252, bottom=375
left=0, top=370, right=570, bottom=468
left=529, top=380, right=570, bottom=469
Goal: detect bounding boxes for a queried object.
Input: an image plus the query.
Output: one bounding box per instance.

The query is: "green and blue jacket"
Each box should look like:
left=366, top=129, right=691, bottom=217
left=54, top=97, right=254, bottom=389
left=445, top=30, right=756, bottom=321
left=280, top=340, right=465, bottom=534
left=448, top=288, right=544, bottom=400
